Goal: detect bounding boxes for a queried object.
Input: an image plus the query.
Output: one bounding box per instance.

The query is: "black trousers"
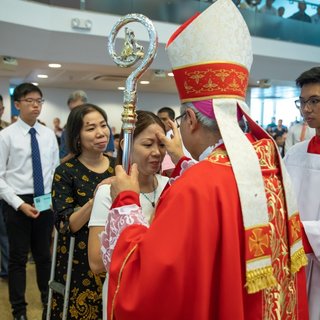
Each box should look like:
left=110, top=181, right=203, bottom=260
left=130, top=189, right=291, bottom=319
left=4, top=195, right=54, bottom=317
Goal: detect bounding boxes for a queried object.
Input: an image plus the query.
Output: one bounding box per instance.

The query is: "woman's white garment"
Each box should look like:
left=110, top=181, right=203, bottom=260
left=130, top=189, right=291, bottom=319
left=284, top=140, right=320, bottom=320
left=88, top=174, right=169, bottom=320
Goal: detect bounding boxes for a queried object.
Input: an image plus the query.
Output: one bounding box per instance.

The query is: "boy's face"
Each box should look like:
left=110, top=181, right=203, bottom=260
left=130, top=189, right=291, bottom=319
left=14, top=91, right=43, bottom=126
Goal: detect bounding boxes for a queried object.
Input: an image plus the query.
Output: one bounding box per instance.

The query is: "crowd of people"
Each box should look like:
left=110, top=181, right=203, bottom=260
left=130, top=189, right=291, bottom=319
left=265, top=116, right=315, bottom=157
left=232, top=0, right=320, bottom=23
left=0, top=0, right=319, bottom=319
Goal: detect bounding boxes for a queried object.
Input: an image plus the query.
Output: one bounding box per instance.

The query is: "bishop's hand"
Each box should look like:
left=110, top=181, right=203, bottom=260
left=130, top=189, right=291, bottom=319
left=110, top=163, right=140, bottom=201
left=156, top=119, right=184, bottom=165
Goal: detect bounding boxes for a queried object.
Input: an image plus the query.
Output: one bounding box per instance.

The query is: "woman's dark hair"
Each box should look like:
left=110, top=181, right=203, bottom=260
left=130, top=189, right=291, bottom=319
left=13, top=83, right=43, bottom=101
left=116, top=110, right=166, bottom=165
left=296, top=66, right=320, bottom=88
left=66, top=103, right=108, bottom=155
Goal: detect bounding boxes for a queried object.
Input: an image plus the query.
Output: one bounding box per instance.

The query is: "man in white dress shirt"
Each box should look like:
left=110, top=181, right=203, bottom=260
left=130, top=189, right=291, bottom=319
left=0, top=83, right=59, bottom=320
left=284, top=66, right=320, bottom=320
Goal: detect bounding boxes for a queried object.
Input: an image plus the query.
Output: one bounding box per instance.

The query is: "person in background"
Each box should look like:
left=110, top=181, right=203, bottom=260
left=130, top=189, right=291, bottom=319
left=112, top=133, right=120, bottom=158
left=100, top=1, right=309, bottom=319
left=311, top=6, right=320, bottom=24
left=88, top=110, right=169, bottom=320
left=266, top=116, right=277, bottom=133
left=59, top=90, right=88, bottom=161
left=157, top=107, right=176, bottom=176
left=289, top=1, right=311, bottom=23
left=59, top=90, right=115, bottom=162
left=50, top=103, right=115, bottom=320
left=273, top=119, right=288, bottom=136
left=157, top=107, right=175, bottom=133
left=52, top=117, right=63, bottom=146
left=278, top=6, right=285, bottom=17
left=0, top=95, right=10, bottom=130
left=274, top=132, right=286, bottom=157
left=284, top=66, right=320, bottom=320
left=0, top=95, right=10, bottom=281
left=284, top=120, right=315, bottom=153
left=11, top=115, right=18, bottom=123
left=259, top=0, right=277, bottom=15
left=239, top=0, right=261, bottom=11
left=0, top=83, right=59, bottom=320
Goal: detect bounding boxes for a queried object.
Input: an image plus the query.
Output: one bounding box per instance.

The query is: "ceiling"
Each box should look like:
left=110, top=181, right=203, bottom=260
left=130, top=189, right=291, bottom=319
left=0, top=55, right=303, bottom=100
left=0, top=56, right=178, bottom=94
left=1, top=1, right=318, bottom=101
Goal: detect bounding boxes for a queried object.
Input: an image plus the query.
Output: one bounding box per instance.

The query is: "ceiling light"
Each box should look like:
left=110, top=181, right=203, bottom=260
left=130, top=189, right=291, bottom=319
left=140, top=80, right=150, bottom=85
left=37, top=74, right=48, bottom=79
left=117, top=86, right=125, bottom=91
left=48, top=63, right=61, bottom=68
left=32, top=82, right=39, bottom=86
left=167, top=72, right=174, bottom=77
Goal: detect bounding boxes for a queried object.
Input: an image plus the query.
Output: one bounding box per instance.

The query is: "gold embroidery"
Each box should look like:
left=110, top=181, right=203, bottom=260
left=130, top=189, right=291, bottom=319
left=206, top=139, right=278, bottom=170
left=111, top=245, right=138, bottom=320
left=206, top=139, right=297, bottom=317
left=54, top=173, right=61, bottom=181
left=215, top=69, right=230, bottom=82
left=290, top=216, right=301, bottom=243
left=183, top=68, right=247, bottom=96
left=69, top=288, right=100, bottom=319
left=263, top=174, right=296, bottom=318
left=65, top=197, right=74, bottom=204
left=203, top=78, right=218, bottom=91
left=77, top=189, right=86, bottom=197
left=82, top=175, right=89, bottom=182
left=60, top=246, right=67, bottom=254
left=228, top=79, right=241, bottom=91
left=65, top=162, right=74, bottom=168
left=108, top=166, right=114, bottom=173
left=189, top=71, right=205, bottom=84
left=82, top=278, right=90, bottom=287
left=249, top=229, right=269, bottom=257
left=78, top=241, right=86, bottom=250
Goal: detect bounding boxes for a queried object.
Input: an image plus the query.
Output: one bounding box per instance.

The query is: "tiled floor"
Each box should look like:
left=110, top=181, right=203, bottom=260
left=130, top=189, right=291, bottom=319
left=0, top=263, right=42, bottom=320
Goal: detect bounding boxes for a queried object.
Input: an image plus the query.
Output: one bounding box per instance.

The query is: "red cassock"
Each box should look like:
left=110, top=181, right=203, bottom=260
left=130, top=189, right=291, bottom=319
left=107, top=137, right=309, bottom=320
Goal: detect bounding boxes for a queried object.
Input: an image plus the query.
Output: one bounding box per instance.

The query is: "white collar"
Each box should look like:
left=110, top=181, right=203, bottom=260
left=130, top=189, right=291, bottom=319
left=199, top=139, right=224, bottom=161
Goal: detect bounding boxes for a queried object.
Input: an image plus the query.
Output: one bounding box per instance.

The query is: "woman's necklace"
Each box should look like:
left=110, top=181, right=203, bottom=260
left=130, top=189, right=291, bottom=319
left=141, top=176, right=157, bottom=208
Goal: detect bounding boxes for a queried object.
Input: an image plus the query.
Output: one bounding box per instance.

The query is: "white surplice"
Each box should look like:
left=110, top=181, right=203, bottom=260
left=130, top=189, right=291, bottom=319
left=284, top=139, right=320, bottom=320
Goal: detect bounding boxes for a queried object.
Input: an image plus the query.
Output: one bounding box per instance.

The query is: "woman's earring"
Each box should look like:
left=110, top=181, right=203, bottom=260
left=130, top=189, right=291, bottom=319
left=77, top=140, right=81, bottom=153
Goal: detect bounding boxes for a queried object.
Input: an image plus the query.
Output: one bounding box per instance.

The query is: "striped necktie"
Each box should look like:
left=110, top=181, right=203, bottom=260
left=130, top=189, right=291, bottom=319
left=29, top=128, right=44, bottom=197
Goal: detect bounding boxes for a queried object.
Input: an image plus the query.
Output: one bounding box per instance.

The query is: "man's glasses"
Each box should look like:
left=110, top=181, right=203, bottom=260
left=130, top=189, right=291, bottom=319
left=18, top=98, right=45, bottom=105
left=295, top=96, right=320, bottom=110
left=175, top=112, right=186, bottom=128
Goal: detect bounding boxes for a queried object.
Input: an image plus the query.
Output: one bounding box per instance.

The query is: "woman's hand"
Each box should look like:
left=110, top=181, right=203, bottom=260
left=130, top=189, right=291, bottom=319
left=93, top=177, right=115, bottom=197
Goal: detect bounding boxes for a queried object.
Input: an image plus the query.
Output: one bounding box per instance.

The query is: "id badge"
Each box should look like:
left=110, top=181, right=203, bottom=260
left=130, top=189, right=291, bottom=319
left=33, top=193, right=52, bottom=212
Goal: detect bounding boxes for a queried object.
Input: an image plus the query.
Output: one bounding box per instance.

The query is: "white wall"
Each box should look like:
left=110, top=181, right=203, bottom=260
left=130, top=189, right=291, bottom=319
left=38, top=87, right=181, bottom=132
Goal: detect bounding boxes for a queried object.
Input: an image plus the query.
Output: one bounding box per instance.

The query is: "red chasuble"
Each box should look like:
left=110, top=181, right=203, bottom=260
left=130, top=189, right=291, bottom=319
left=307, top=135, right=320, bottom=154
left=107, top=138, right=309, bottom=320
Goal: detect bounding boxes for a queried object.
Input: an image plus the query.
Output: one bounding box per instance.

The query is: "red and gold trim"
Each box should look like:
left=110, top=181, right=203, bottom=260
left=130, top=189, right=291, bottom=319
left=288, top=213, right=302, bottom=245
left=246, top=225, right=272, bottom=260
left=172, top=62, right=249, bottom=102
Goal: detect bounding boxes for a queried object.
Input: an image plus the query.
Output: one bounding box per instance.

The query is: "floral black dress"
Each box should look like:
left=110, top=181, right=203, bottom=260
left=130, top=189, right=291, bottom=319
left=50, top=155, right=115, bottom=319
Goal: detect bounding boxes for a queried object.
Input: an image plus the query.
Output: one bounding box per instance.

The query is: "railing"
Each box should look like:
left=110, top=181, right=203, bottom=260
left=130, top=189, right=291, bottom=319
left=26, top=0, right=320, bottom=46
